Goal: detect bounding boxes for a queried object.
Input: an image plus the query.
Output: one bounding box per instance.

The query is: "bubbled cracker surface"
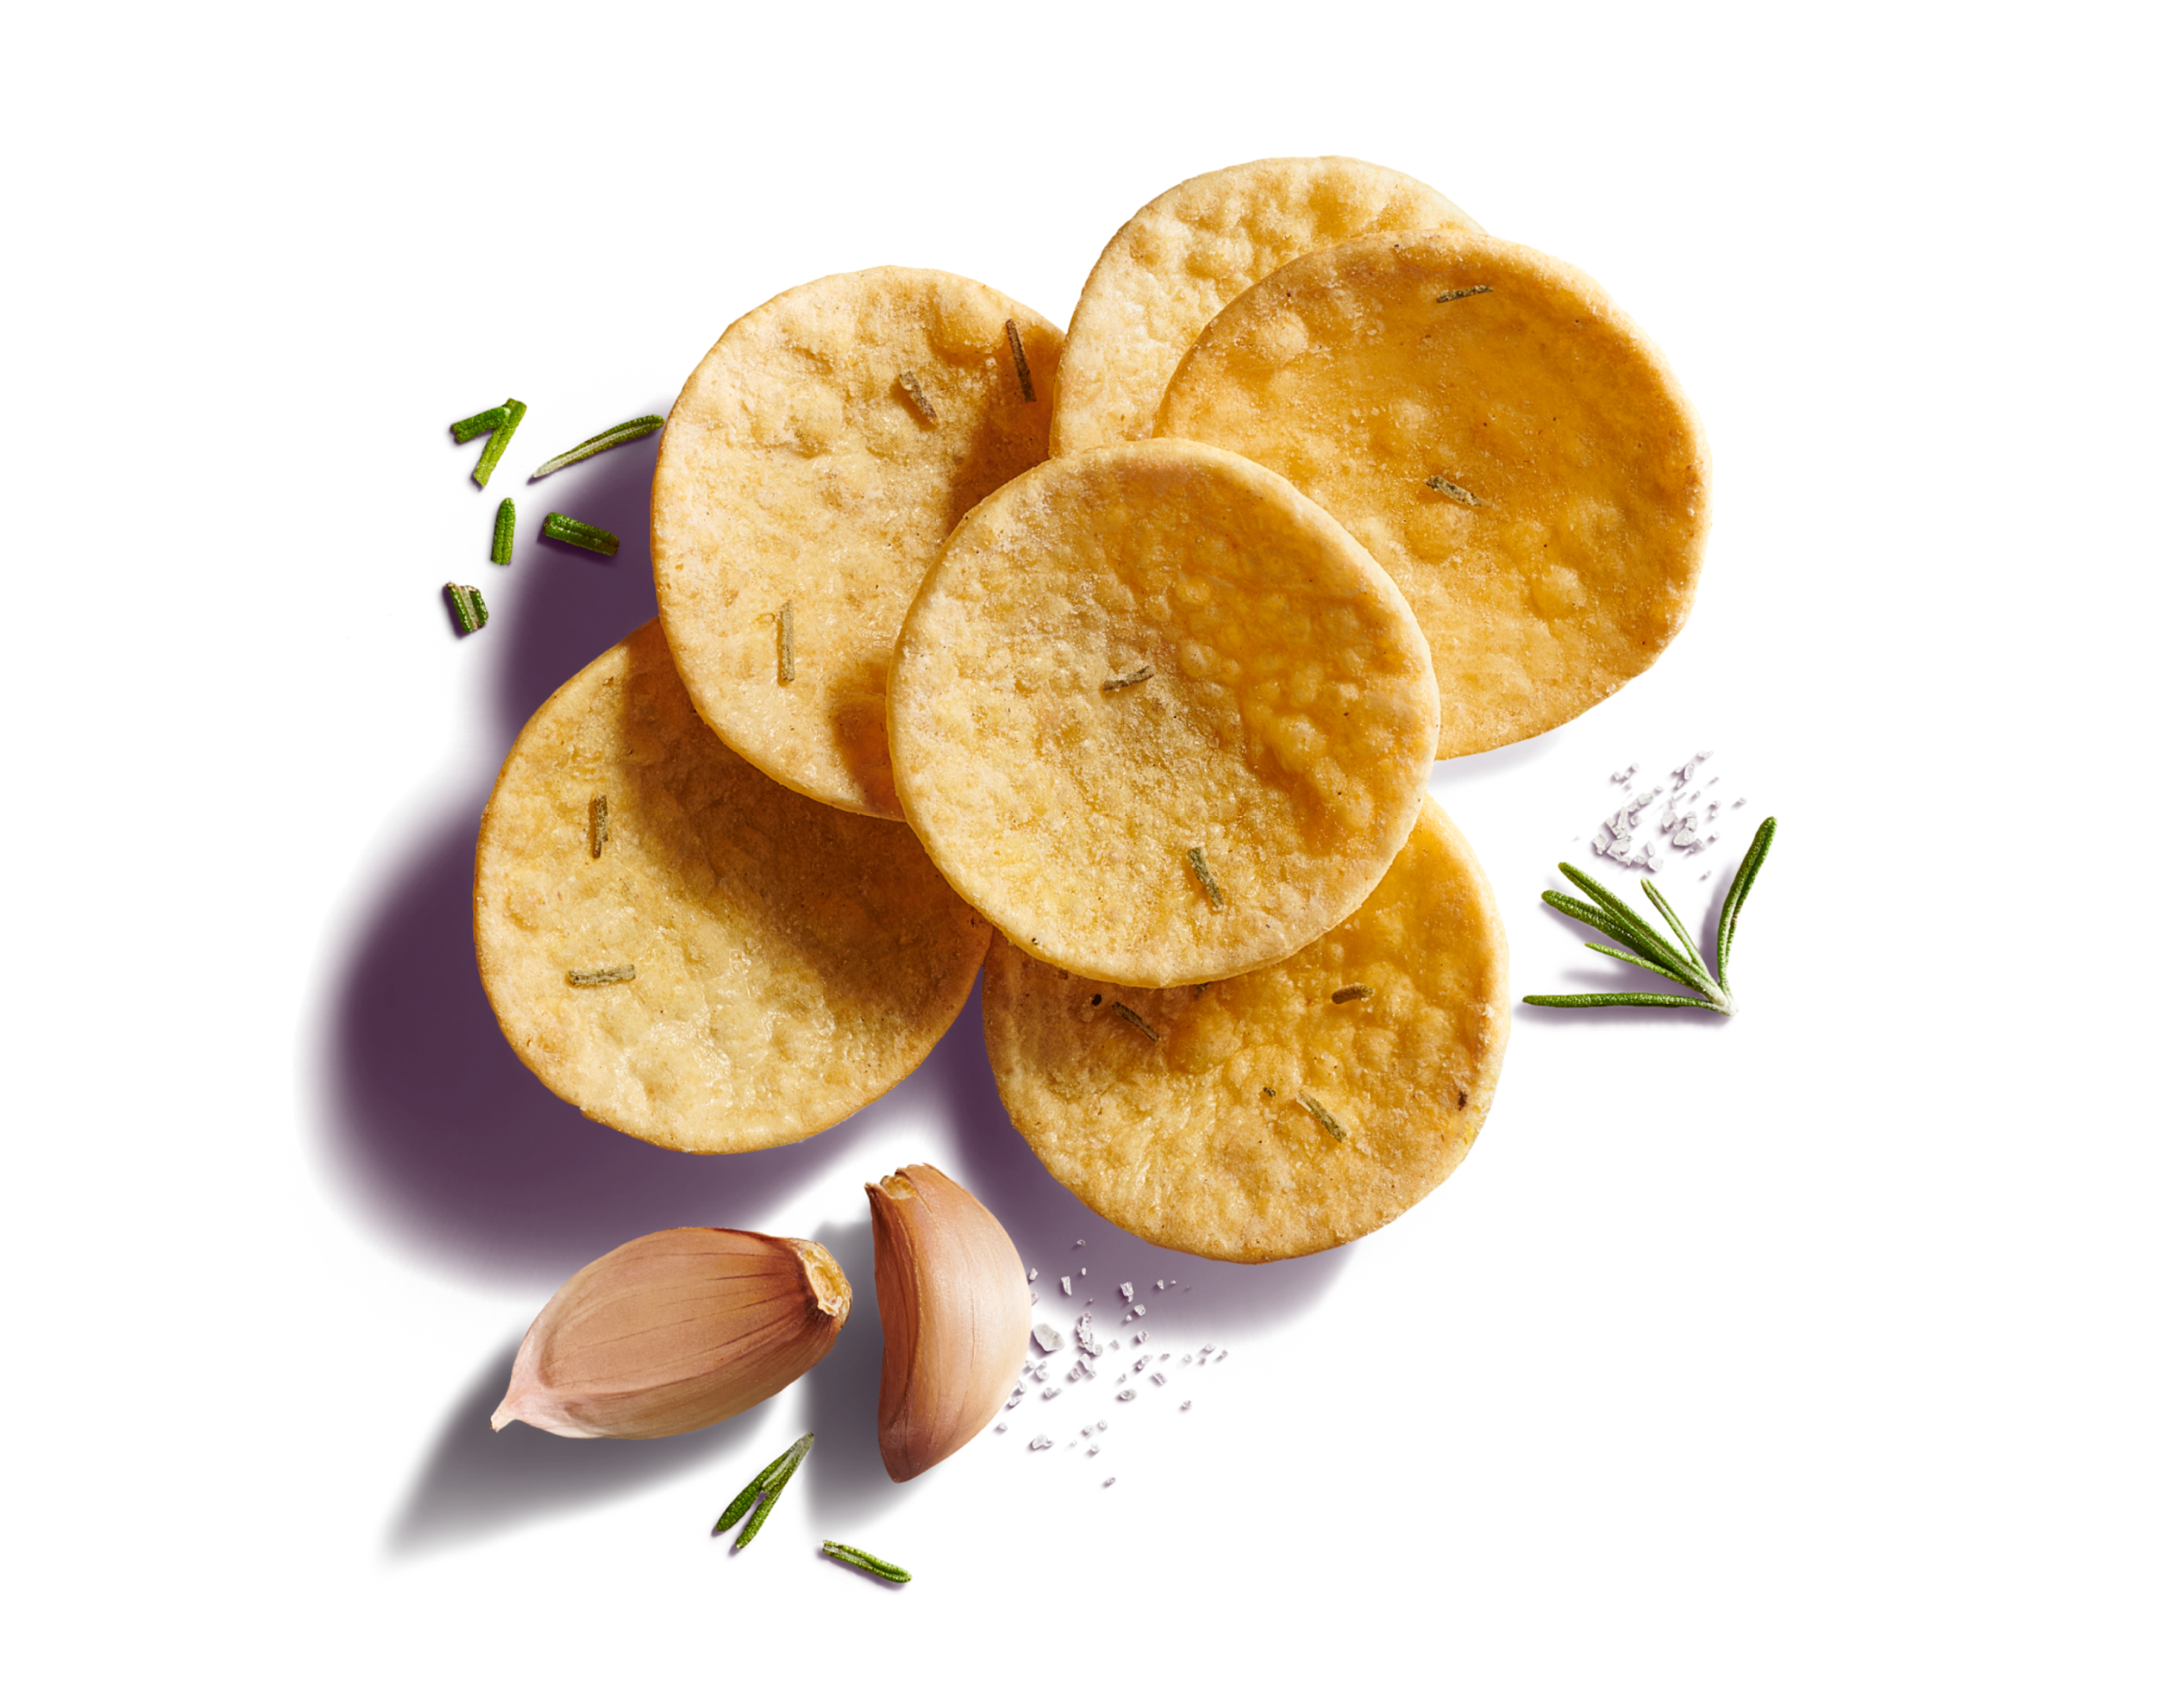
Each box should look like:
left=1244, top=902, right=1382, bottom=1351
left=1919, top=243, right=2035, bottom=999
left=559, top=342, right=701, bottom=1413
left=984, top=800, right=1509, bottom=1262
left=653, top=268, right=1060, bottom=818
left=1049, top=157, right=1476, bottom=457
left=1160, top=230, right=1710, bottom=758
left=887, top=439, right=1438, bottom=990
left=474, top=622, right=991, bottom=1153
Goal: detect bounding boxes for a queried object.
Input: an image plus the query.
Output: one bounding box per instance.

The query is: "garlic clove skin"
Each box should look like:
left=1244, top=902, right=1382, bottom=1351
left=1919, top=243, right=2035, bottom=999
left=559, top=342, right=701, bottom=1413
left=868, top=1164, right=1032, bottom=1482
left=491, top=1228, right=850, bottom=1439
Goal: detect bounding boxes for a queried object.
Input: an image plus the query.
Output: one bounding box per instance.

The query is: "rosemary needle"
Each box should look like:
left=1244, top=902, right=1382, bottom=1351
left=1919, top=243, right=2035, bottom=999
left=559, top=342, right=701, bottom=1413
left=1112, top=1002, right=1159, bottom=1041
left=1187, top=847, right=1225, bottom=909
left=541, top=512, right=620, bottom=556
left=566, top=963, right=635, bottom=986
left=1331, top=984, right=1372, bottom=1004
left=444, top=582, right=487, bottom=635
left=776, top=602, right=794, bottom=684
left=713, top=1433, right=814, bottom=1547
left=1524, top=817, right=1777, bottom=1015
left=471, top=398, right=526, bottom=487
left=1299, top=1094, right=1347, bottom=1141
left=530, top=414, right=667, bottom=481
left=1005, top=317, right=1035, bottom=401
left=1437, top=284, right=1493, bottom=301
left=1425, top=474, right=1480, bottom=506
left=821, top=1541, right=911, bottom=1583
left=490, top=498, right=515, bottom=565
left=450, top=403, right=510, bottom=444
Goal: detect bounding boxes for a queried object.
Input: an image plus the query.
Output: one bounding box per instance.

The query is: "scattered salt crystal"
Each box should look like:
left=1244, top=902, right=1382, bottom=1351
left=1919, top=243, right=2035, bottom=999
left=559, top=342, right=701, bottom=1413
left=1132, top=1304, right=1145, bottom=1317
left=1200, top=1345, right=1214, bottom=1354
left=1160, top=1352, right=1170, bottom=1360
left=1081, top=1425, right=1094, bottom=1437
left=1029, top=1292, right=1037, bottom=1305
left=1734, top=796, right=1747, bottom=808
left=1108, top=1341, right=1119, bottom=1352
left=1119, top=1281, right=1134, bottom=1301
left=1086, top=1445, right=1099, bottom=1457
left=1032, top=1322, right=1061, bottom=1352
left=1041, top=1386, right=1061, bottom=1399
left=1117, top=1389, right=1136, bottom=1401
left=1155, top=1279, right=1166, bottom=1290
left=1031, top=1363, right=1049, bottom=1381
left=1076, top=1240, right=1085, bottom=1247
left=1027, top=1268, right=1037, bottom=1281
left=1074, top=1314, right=1099, bottom=1355
left=1216, top=1350, right=1227, bottom=1362
left=1132, top=1332, right=1149, bottom=1345
left=1151, top=1373, right=1166, bottom=1386
left=1134, top=1357, right=1148, bottom=1373
left=1097, top=1421, right=1106, bottom=1431
left=1028, top=1436, right=1052, bottom=1451
left=995, top=1423, right=1007, bottom=1434
left=1103, top=1478, right=1115, bottom=1488
left=1060, top=1275, right=1072, bottom=1296
left=1180, top=1401, right=1192, bottom=1412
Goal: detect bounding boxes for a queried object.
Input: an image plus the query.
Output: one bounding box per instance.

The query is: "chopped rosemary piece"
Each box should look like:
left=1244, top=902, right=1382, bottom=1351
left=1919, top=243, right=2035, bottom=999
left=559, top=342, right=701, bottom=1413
left=471, top=398, right=526, bottom=487
left=1102, top=665, right=1153, bottom=693
left=1330, top=984, right=1372, bottom=1003
left=541, top=512, right=620, bottom=556
left=821, top=1541, right=912, bottom=1583
left=708, top=1432, right=821, bottom=1554
left=491, top=498, right=515, bottom=565
left=566, top=963, right=635, bottom=986
left=1112, top=1002, right=1159, bottom=1041
left=1437, top=284, right=1493, bottom=301
left=530, top=414, right=666, bottom=481
left=444, top=582, right=488, bottom=635
left=1523, top=818, right=1776, bottom=1015
left=1299, top=1094, right=1347, bottom=1141
left=776, top=602, right=794, bottom=684
left=450, top=403, right=511, bottom=444
left=1005, top=317, right=1035, bottom=401
left=1186, top=847, right=1225, bottom=909
left=589, top=795, right=608, bottom=859
left=1425, top=475, right=1480, bottom=506
left=896, top=371, right=938, bottom=424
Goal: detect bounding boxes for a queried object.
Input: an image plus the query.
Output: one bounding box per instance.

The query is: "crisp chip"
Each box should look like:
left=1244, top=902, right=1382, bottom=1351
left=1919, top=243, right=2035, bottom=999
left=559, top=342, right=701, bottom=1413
left=1049, top=156, right=1477, bottom=458
left=475, top=621, right=991, bottom=1152
left=887, top=438, right=1438, bottom=990
left=653, top=268, right=1061, bottom=818
left=1160, top=229, right=1710, bottom=757
left=983, top=800, right=1509, bottom=1262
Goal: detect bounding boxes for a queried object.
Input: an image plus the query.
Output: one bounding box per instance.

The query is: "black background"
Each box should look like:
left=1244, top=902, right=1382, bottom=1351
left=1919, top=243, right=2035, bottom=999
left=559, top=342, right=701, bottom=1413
left=277, top=119, right=1826, bottom=1641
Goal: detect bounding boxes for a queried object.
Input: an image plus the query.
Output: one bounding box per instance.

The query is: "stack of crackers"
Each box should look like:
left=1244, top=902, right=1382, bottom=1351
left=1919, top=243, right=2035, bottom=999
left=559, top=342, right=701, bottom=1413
left=475, top=157, right=1710, bottom=1263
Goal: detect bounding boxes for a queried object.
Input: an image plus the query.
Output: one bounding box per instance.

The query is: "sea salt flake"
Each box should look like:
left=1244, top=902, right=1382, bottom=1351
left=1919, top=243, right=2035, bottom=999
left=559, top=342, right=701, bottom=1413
left=1076, top=1240, right=1085, bottom=1247
left=1200, top=1345, right=1214, bottom=1355
left=1132, top=1332, right=1149, bottom=1345
left=1134, top=1357, right=1148, bottom=1373
left=994, top=1423, right=1007, bottom=1434
left=1155, top=1279, right=1166, bottom=1290
left=1103, top=1478, right=1115, bottom=1488
left=1097, top=1421, right=1106, bottom=1431
left=1132, top=1304, right=1145, bottom=1317
left=1119, top=1282, right=1134, bottom=1301
left=1151, top=1374, right=1166, bottom=1386
left=1117, top=1389, right=1136, bottom=1402
left=1032, top=1322, right=1060, bottom=1352
left=1027, top=1268, right=1037, bottom=1281
left=1028, top=1436, right=1052, bottom=1451
left=1074, top=1315, right=1099, bottom=1356
left=1042, top=1386, right=1061, bottom=1399
left=1060, top=1275, right=1072, bottom=1296
left=1086, top=1445, right=1099, bottom=1457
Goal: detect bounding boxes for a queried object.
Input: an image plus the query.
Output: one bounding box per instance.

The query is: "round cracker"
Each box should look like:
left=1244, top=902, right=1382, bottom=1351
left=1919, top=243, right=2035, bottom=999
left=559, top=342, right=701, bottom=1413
left=652, top=268, right=1062, bottom=819
left=1049, top=156, right=1478, bottom=458
left=887, top=438, right=1439, bottom=991
left=983, top=799, right=1509, bottom=1262
left=475, top=620, right=991, bottom=1153
left=1159, top=229, right=1710, bottom=758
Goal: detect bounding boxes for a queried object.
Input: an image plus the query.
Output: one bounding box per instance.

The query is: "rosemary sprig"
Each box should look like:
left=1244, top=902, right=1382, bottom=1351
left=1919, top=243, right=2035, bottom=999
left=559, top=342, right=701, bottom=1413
left=444, top=582, right=488, bottom=635
left=450, top=403, right=510, bottom=444
left=1524, top=818, right=1776, bottom=1015
left=471, top=398, right=526, bottom=487
left=491, top=498, right=515, bottom=565
left=821, top=1541, right=911, bottom=1583
left=541, top=512, right=620, bottom=556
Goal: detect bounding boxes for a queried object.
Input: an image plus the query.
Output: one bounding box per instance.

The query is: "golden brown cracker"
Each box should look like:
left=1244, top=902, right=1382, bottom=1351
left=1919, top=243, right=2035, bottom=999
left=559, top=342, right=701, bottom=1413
left=1050, top=157, right=1478, bottom=457
left=983, top=800, right=1509, bottom=1262
left=887, top=438, right=1438, bottom=990
left=1160, top=229, right=1710, bottom=757
left=653, top=268, right=1061, bottom=818
left=475, top=621, right=991, bottom=1152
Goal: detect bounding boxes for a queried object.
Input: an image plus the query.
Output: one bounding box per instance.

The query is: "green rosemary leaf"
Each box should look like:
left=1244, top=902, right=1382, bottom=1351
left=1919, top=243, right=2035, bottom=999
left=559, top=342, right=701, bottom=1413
left=491, top=498, right=515, bottom=565
left=566, top=963, right=635, bottom=986
left=1523, top=991, right=1717, bottom=1010
left=734, top=1433, right=814, bottom=1549
left=540, top=512, right=620, bottom=556
left=1187, top=847, right=1225, bottom=909
left=1582, top=940, right=1705, bottom=988
left=1425, top=475, right=1479, bottom=506
left=1102, top=665, right=1153, bottom=692
left=589, top=795, right=608, bottom=859
left=1298, top=1094, right=1347, bottom=1141
left=1005, top=317, right=1035, bottom=401
left=776, top=602, right=794, bottom=684
left=471, top=398, right=526, bottom=487
left=530, top=414, right=666, bottom=480
left=444, top=582, right=488, bottom=635
left=713, top=1433, right=814, bottom=1537
left=1112, top=1002, right=1159, bottom=1041
left=1641, top=879, right=1703, bottom=967
left=450, top=403, right=510, bottom=444
left=1331, top=984, right=1372, bottom=1003
left=1437, top=284, right=1493, bottom=301
left=1715, top=817, right=1776, bottom=990
left=1542, top=889, right=1707, bottom=990
left=1556, top=864, right=1701, bottom=982
left=821, top=1541, right=911, bottom=1583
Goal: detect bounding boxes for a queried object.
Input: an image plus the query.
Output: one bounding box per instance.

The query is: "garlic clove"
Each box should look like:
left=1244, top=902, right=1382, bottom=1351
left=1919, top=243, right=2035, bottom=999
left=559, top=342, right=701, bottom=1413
left=492, top=1228, right=850, bottom=1439
left=868, top=1164, right=1032, bottom=1482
